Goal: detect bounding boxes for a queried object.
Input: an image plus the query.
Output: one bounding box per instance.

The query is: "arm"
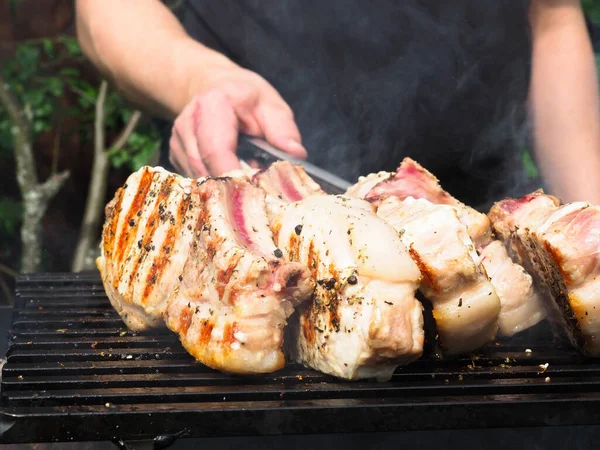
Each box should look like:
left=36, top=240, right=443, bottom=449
left=75, top=0, right=306, bottom=175
left=75, top=0, right=223, bottom=119
left=528, top=0, right=600, bottom=204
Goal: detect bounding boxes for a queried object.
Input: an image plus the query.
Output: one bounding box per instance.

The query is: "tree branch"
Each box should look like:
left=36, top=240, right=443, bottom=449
left=0, top=262, right=19, bottom=279
left=0, top=73, right=37, bottom=192
left=109, top=110, right=142, bottom=152
left=0, top=73, right=69, bottom=273
left=68, top=84, right=96, bottom=104
left=38, top=171, right=70, bottom=199
left=72, top=80, right=110, bottom=272
left=51, top=116, right=62, bottom=175
left=95, top=81, right=108, bottom=154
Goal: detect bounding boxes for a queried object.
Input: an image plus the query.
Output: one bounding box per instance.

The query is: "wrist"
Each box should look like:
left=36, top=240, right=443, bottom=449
left=173, top=38, right=239, bottom=113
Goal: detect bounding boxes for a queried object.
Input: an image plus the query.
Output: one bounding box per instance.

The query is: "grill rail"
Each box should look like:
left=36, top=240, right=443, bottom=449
left=1, top=273, right=600, bottom=445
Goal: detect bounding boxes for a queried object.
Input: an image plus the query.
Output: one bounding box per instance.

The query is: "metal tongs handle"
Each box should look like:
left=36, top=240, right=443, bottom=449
left=236, top=134, right=352, bottom=195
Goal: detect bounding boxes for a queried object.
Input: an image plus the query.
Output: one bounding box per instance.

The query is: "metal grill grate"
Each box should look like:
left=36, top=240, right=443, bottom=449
left=2, top=273, right=600, bottom=446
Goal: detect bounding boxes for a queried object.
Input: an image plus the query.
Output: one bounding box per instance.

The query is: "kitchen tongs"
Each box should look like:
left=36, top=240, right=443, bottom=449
left=236, top=134, right=352, bottom=195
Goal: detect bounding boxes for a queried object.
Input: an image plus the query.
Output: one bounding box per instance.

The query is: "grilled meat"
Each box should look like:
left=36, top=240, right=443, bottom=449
left=345, top=171, right=391, bottom=199
left=163, top=177, right=315, bottom=374
left=377, top=196, right=500, bottom=355
left=349, top=157, right=546, bottom=337
left=270, top=194, right=424, bottom=381
left=479, top=240, right=545, bottom=337
left=489, top=191, right=600, bottom=355
left=252, top=161, right=325, bottom=201
left=358, top=158, right=492, bottom=247
left=96, top=166, right=198, bottom=331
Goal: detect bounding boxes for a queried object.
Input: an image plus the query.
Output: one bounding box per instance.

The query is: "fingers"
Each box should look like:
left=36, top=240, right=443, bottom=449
left=168, top=132, right=196, bottom=177
left=169, top=70, right=306, bottom=178
left=255, top=102, right=308, bottom=159
left=170, top=106, right=208, bottom=177
left=193, top=91, right=242, bottom=176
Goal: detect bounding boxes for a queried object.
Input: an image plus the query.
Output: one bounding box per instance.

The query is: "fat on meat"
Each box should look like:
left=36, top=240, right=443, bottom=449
left=489, top=191, right=600, bottom=355
left=252, top=161, right=325, bottom=201
left=270, top=194, right=424, bottom=381
left=164, top=177, right=315, bottom=374
left=359, top=158, right=492, bottom=247
left=479, top=241, right=545, bottom=336
left=349, top=157, right=546, bottom=337
left=376, top=196, right=501, bottom=355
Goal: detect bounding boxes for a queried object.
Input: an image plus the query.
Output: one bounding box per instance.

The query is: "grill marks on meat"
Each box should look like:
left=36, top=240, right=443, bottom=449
left=270, top=194, right=424, bottom=381
left=253, top=161, right=325, bottom=202
left=348, top=157, right=545, bottom=338
left=376, top=197, right=501, bottom=355
left=489, top=192, right=600, bottom=354
left=164, top=178, right=315, bottom=374
left=97, top=167, right=198, bottom=331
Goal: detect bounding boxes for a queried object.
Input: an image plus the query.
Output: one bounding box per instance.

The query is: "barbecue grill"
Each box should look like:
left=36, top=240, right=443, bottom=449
left=2, top=272, right=600, bottom=449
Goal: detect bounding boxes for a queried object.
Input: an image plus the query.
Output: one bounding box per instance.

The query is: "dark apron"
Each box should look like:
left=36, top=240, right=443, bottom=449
left=158, top=0, right=532, bottom=210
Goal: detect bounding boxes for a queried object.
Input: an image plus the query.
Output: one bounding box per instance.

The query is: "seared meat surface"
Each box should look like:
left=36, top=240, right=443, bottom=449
left=361, top=158, right=492, bottom=246
left=96, top=166, right=198, bottom=331
left=99, top=155, right=600, bottom=380
left=270, top=194, right=424, bottom=381
left=164, top=177, right=315, bottom=374
left=377, top=197, right=500, bottom=355
left=348, top=157, right=546, bottom=337
left=98, top=168, right=314, bottom=373
left=489, top=191, right=600, bottom=355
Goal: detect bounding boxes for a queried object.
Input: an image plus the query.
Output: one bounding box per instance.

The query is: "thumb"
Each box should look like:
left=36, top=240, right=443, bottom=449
left=255, top=103, right=308, bottom=159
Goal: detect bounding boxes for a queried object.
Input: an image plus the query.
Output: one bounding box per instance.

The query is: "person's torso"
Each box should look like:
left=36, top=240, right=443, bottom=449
left=177, top=0, right=532, bottom=208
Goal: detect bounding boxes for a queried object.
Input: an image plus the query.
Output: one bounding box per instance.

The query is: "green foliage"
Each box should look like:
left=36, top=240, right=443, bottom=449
left=0, top=36, right=160, bottom=171
left=521, top=148, right=539, bottom=179
left=583, top=0, right=600, bottom=24
left=0, top=198, right=22, bottom=235
left=0, top=37, right=86, bottom=156
left=107, top=129, right=161, bottom=172
left=0, top=35, right=161, bottom=272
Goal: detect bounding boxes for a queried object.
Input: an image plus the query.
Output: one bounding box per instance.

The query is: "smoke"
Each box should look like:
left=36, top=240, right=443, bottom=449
left=178, top=0, right=535, bottom=209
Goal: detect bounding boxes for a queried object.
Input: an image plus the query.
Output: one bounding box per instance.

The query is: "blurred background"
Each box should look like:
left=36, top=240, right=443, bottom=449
left=0, top=0, right=182, bottom=306
left=0, top=0, right=599, bottom=307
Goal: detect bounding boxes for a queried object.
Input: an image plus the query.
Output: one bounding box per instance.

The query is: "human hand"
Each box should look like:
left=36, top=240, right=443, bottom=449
left=169, top=64, right=307, bottom=177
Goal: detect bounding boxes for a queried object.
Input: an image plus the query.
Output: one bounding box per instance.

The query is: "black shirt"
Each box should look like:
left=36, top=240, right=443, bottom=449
left=160, top=0, right=533, bottom=210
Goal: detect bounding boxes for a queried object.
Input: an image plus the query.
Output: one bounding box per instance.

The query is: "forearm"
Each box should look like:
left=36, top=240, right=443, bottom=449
left=529, top=0, right=600, bottom=204
left=75, top=0, right=236, bottom=119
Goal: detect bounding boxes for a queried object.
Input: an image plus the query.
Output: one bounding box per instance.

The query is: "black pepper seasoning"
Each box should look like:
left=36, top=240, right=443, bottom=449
left=324, top=278, right=336, bottom=290
left=273, top=248, right=283, bottom=258
left=294, top=224, right=303, bottom=235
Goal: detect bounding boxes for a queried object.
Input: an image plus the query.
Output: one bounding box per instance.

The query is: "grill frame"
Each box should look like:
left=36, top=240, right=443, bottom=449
left=2, top=272, right=600, bottom=445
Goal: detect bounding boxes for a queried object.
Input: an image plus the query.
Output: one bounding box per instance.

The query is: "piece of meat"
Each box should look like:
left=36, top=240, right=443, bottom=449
left=376, top=197, right=501, bottom=355
left=349, top=157, right=546, bottom=338
left=488, top=191, right=600, bottom=354
left=222, top=167, right=260, bottom=180
left=164, top=177, right=315, bottom=374
left=360, top=158, right=493, bottom=247
left=270, top=194, right=424, bottom=381
left=252, top=161, right=325, bottom=201
left=345, top=171, right=391, bottom=199
left=479, top=241, right=545, bottom=336
left=96, top=166, right=198, bottom=331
